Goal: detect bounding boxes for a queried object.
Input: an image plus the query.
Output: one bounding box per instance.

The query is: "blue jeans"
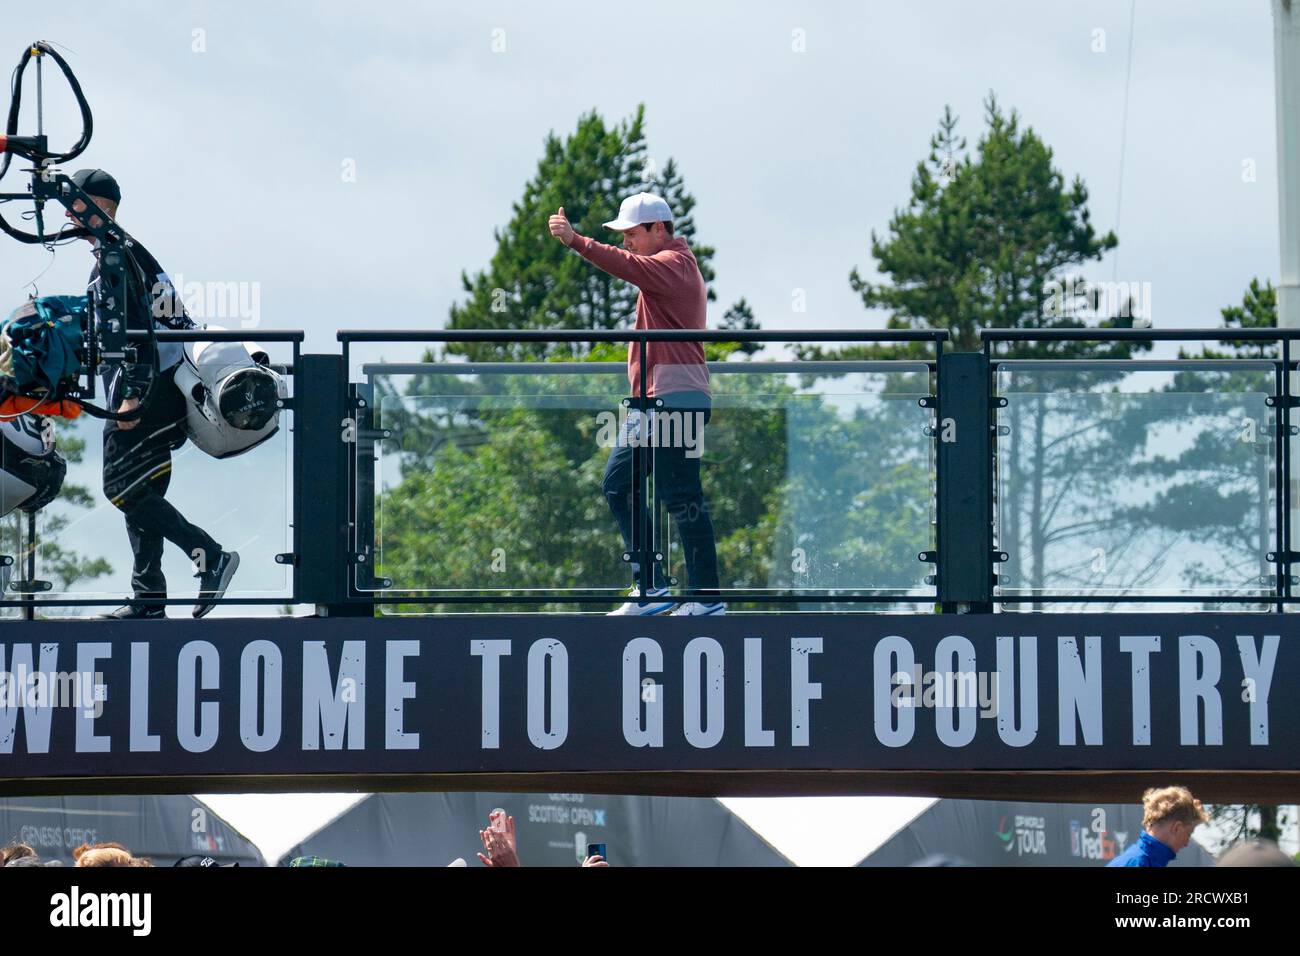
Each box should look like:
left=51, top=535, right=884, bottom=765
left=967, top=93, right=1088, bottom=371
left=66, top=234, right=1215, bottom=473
left=601, top=392, right=719, bottom=593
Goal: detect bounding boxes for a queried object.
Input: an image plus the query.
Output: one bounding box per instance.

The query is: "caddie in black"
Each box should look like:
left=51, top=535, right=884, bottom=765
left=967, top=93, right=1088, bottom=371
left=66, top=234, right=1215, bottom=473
left=68, top=168, right=239, bottom=619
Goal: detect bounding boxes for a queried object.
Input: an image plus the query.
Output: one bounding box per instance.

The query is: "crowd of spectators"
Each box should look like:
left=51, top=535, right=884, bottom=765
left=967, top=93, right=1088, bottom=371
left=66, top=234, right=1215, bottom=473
left=0, top=809, right=607, bottom=868
left=0, top=800, right=1291, bottom=867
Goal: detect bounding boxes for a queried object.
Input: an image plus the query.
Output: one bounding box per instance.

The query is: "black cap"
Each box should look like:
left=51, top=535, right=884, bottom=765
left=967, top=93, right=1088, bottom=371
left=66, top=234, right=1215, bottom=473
left=71, top=168, right=121, bottom=203
left=173, top=854, right=240, bottom=867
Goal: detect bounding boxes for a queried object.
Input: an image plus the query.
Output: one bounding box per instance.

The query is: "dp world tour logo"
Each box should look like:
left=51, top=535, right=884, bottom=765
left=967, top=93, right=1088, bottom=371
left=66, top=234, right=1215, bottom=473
left=995, top=815, right=1047, bottom=857
left=996, top=816, right=1015, bottom=852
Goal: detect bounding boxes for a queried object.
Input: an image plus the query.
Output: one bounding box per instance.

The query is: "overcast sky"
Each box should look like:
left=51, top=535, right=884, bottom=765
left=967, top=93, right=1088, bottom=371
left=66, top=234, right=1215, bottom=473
left=3, top=1, right=1292, bottom=864
left=1, top=0, right=1284, bottom=353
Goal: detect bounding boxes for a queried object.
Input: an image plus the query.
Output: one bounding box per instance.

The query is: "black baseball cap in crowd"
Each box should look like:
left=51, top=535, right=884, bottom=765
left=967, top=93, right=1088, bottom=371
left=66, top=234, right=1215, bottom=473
left=173, top=855, right=240, bottom=867
left=71, top=168, right=121, bottom=203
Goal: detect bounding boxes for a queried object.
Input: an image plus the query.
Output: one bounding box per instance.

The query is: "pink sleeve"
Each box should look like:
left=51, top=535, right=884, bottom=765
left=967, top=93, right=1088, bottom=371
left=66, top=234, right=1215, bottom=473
left=570, top=235, right=682, bottom=295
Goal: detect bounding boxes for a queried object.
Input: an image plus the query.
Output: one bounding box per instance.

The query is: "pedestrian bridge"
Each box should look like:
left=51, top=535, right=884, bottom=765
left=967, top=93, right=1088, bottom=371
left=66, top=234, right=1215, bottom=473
left=3, top=328, right=1298, bottom=803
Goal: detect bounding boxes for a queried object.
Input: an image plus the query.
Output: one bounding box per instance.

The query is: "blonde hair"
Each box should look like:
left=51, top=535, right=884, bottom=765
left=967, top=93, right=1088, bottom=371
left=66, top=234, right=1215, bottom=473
left=1142, top=786, right=1210, bottom=831
left=73, top=842, right=136, bottom=868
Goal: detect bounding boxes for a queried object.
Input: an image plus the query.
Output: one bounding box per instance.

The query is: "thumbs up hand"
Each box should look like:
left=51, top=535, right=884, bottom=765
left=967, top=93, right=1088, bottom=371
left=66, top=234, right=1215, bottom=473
left=548, top=206, right=576, bottom=246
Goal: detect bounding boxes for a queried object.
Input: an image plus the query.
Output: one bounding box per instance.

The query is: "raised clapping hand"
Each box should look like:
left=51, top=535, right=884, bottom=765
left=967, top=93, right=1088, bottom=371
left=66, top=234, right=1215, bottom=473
left=548, top=206, right=576, bottom=246
left=477, top=810, right=520, bottom=867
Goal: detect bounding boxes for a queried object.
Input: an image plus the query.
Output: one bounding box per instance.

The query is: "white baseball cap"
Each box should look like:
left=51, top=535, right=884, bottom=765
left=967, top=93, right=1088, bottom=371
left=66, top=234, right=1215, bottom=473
left=603, top=192, right=673, bottom=231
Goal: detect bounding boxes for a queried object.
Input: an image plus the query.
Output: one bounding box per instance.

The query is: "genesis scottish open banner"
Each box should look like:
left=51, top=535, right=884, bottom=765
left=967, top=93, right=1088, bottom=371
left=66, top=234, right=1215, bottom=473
left=0, top=614, right=1293, bottom=783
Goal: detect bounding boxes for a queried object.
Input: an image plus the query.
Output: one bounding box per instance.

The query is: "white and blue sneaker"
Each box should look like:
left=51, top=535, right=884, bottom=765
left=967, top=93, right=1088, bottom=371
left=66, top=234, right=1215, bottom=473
left=607, top=586, right=676, bottom=616
left=670, top=601, right=727, bottom=616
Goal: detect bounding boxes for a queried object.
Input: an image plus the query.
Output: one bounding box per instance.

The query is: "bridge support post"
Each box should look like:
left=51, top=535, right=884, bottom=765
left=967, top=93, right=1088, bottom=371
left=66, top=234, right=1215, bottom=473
left=936, top=351, right=994, bottom=612
left=296, top=353, right=371, bottom=617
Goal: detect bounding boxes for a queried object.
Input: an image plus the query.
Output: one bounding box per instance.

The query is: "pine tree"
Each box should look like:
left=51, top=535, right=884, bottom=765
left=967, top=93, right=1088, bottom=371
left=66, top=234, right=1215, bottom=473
left=808, top=96, right=1135, bottom=363
left=720, top=298, right=760, bottom=355
left=1197, top=277, right=1277, bottom=359
left=445, top=106, right=715, bottom=361
left=813, top=95, right=1157, bottom=597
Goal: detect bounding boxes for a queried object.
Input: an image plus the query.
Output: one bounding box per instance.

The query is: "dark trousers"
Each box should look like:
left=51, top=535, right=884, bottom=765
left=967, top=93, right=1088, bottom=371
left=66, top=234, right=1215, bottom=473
left=102, top=366, right=221, bottom=600
left=602, top=392, right=719, bottom=592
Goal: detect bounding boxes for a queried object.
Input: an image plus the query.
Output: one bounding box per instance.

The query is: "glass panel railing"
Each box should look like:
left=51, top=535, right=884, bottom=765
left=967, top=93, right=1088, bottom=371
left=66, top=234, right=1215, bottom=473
left=994, top=362, right=1277, bottom=604
left=353, top=357, right=936, bottom=605
left=0, top=337, right=296, bottom=618
left=651, top=361, right=934, bottom=596
left=356, top=361, right=632, bottom=597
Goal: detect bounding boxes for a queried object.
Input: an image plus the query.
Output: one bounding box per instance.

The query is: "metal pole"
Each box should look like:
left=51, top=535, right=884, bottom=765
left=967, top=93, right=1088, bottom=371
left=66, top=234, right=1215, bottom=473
left=1278, top=0, right=1300, bottom=330
left=25, top=511, right=35, bottom=621
left=637, top=336, right=651, bottom=597
left=936, top=350, right=994, bottom=611
left=1274, top=0, right=1300, bottom=606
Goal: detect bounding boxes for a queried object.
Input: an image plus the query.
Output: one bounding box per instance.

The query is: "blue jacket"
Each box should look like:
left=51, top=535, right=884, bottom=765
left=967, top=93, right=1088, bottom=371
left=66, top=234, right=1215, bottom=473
left=1107, top=830, right=1176, bottom=867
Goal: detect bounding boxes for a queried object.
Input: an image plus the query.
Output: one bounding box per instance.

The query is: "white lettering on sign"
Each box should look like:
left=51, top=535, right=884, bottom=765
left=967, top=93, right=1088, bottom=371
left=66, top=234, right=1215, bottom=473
left=743, top=638, right=774, bottom=747
left=471, top=639, right=511, bottom=749
left=995, top=635, right=1038, bottom=747
left=1058, top=636, right=1103, bottom=746
left=240, top=640, right=282, bottom=753
left=874, top=636, right=916, bottom=747
left=790, top=637, right=822, bottom=747
left=130, top=643, right=161, bottom=753
left=623, top=638, right=663, bottom=748
left=385, top=640, right=420, bottom=750
left=301, top=641, right=365, bottom=751
left=1179, top=635, right=1222, bottom=746
left=0, top=628, right=1285, bottom=762
left=528, top=639, right=568, bottom=750
left=177, top=641, right=220, bottom=754
left=1119, top=636, right=1160, bottom=746
left=683, top=637, right=724, bottom=749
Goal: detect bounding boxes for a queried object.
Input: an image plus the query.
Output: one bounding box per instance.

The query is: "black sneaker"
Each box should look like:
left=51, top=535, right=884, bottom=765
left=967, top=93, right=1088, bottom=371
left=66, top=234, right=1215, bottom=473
left=193, top=551, right=240, bottom=619
left=100, top=603, right=166, bottom=620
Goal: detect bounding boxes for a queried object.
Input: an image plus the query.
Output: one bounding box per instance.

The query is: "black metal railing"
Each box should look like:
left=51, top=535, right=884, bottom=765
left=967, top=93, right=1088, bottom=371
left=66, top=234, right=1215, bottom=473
left=0, top=329, right=303, bottom=615
left=338, top=329, right=947, bottom=608
left=10, top=325, right=1300, bottom=616
left=982, top=327, right=1300, bottom=611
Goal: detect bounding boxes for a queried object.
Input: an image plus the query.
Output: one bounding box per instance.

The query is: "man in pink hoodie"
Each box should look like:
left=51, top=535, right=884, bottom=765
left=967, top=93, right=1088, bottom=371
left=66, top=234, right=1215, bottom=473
left=549, top=193, right=723, bottom=616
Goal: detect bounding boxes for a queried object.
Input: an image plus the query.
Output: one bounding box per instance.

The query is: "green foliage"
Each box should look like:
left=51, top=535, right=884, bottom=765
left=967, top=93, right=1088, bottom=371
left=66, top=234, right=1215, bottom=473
left=445, top=106, right=714, bottom=361
left=1114, top=279, right=1283, bottom=594
left=1207, top=804, right=1290, bottom=851
left=374, top=181, right=934, bottom=605
left=1189, top=277, right=1278, bottom=360
left=802, top=95, right=1141, bottom=364
left=720, top=298, right=761, bottom=356
left=371, top=363, right=934, bottom=607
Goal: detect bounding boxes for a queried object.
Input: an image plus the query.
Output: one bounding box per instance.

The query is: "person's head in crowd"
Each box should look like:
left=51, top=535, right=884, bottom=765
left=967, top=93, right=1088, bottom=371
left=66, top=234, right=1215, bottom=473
left=73, top=842, right=138, bottom=868
left=1, top=842, right=37, bottom=866
left=1217, top=839, right=1296, bottom=867
left=1142, top=786, right=1210, bottom=853
left=3, top=854, right=45, bottom=867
